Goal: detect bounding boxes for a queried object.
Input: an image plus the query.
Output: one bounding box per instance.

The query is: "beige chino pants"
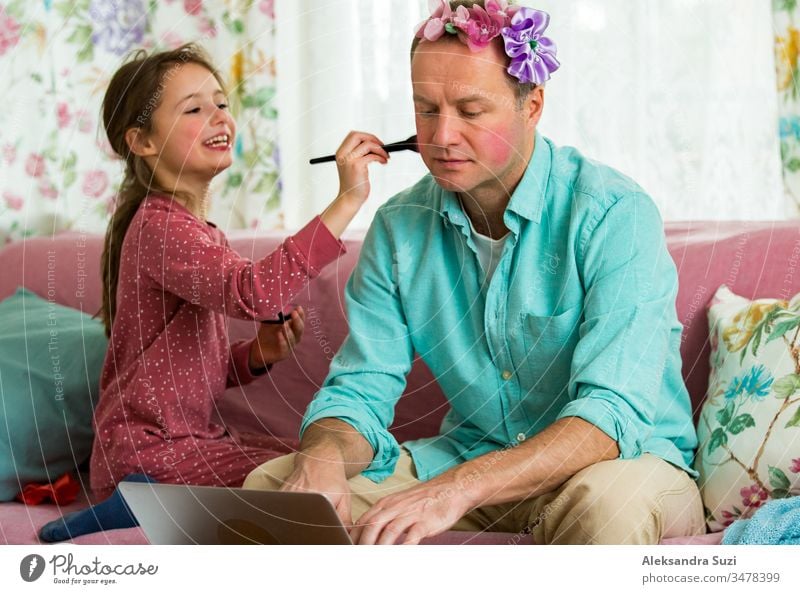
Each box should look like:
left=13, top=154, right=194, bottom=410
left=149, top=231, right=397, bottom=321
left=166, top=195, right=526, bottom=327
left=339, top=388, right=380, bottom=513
left=242, top=448, right=705, bottom=544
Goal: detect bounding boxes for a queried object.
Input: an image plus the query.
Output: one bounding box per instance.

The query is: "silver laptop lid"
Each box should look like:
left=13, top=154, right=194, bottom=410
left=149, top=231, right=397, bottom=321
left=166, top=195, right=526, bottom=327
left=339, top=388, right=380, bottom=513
left=119, top=482, right=353, bottom=545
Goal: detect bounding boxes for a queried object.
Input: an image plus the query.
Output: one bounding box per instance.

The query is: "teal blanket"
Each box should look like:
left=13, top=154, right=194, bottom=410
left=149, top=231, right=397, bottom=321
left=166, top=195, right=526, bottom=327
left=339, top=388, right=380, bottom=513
left=722, top=496, right=800, bottom=545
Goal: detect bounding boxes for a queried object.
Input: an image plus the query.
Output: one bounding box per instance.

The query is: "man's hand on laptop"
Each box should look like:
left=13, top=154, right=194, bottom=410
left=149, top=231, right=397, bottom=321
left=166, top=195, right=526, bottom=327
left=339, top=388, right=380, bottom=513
left=348, top=477, right=472, bottom=545
left=280, top=452, right=354, bottom=527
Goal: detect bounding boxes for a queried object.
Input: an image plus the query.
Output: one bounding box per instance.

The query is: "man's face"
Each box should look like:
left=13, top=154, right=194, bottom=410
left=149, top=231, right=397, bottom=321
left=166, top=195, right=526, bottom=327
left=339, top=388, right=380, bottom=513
left=411, top=37, right=543, bottom=195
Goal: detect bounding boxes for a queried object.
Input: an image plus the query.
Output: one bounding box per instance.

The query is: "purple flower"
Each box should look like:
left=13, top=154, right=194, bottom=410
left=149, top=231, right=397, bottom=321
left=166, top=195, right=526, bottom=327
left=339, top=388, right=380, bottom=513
left=89, top=0, right=147, bottom=56
left=501, top=7, right=560, bottom=85
left=273, top=145, right=283, bottom=194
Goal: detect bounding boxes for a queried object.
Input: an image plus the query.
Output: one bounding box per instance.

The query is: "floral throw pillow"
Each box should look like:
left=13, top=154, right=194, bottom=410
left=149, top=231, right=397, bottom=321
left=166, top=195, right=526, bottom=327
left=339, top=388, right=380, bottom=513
left=695, top=285, right=800, bottom=532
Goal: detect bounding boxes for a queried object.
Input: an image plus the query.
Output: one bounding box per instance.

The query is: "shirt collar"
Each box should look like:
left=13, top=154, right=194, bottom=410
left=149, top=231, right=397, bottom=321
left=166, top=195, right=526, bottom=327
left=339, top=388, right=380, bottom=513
left=438, top=130, right=551, bottom=230
left=506, top=130, right=551, bottom=224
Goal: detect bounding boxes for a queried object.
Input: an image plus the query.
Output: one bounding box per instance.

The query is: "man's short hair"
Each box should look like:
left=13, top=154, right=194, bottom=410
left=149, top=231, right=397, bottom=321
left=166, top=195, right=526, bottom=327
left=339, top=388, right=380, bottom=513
left=410, top=0, right=537, bottom=109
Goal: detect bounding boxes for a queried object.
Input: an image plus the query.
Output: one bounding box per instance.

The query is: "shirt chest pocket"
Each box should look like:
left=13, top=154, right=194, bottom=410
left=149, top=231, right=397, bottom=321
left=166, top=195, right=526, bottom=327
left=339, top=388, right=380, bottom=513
left=516, top=306, right=582, bottom=396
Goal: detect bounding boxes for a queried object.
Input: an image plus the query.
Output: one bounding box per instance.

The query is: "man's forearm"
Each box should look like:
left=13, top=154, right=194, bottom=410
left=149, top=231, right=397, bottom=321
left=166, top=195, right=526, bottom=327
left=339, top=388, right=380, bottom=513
left=298, top=419, right=376, bottom=479
left=449, top=416, right=620, bottom=509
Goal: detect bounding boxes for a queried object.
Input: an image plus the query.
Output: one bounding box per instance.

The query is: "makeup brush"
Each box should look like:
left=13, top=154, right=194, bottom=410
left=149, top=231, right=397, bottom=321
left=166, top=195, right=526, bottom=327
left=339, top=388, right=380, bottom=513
left=309, top=135, right=419, bottom=165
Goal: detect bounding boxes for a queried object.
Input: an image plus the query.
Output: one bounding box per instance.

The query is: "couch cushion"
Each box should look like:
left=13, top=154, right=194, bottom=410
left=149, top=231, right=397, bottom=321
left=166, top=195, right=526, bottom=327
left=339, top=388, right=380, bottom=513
left=0, top=288, right=107, bottom=501
left=666, top=221, right=800, bottom=421
left=695, top=285, right=800, bottom=532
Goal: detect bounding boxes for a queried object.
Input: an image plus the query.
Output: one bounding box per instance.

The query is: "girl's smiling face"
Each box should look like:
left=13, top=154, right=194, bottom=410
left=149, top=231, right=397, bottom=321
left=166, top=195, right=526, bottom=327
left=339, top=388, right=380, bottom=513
left=127, top=62, right=236, bottom=195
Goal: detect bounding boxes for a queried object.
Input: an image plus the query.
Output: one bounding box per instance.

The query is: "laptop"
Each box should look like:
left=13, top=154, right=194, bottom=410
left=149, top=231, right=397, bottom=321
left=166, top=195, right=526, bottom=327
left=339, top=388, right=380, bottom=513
left=118, top=481, right=353, bottom=545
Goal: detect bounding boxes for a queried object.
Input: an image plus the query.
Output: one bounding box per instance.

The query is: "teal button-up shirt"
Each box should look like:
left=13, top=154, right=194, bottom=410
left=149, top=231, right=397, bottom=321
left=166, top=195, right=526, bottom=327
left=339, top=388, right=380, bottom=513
left=301, top=132, right=698, bottom=483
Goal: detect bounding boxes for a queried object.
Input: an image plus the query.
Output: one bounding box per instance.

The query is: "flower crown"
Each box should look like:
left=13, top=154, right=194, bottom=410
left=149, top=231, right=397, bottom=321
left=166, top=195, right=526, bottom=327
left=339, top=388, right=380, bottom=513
left=414, top=0, right=560, bottom=85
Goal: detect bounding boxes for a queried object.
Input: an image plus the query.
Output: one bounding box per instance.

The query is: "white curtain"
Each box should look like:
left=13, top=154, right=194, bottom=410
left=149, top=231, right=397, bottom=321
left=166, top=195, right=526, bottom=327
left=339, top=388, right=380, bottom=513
left=275, top=0, right=785, bottom=229
left=275, top=0, right=428, bottom=229
left=534, top=0, right=785, bottom=221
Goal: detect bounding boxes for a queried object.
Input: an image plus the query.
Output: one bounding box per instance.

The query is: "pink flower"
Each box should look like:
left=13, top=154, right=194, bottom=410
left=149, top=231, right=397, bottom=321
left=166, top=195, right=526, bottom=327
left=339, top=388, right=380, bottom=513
left=416, top=0, right=453, bottom=41
left=198, top=16, right=217, bottom=38
left=719, top=509, right=738, bottom=528
left=451, top=5, right=471, bottom=31
left=485, top=0, right=517, bottom=20
left=25, top=153, right=45, bottom=178
left=791, top=458, right=800, bottom=474
left=161, top=31, right=184, bottom=50
left=183, top=0, right=202, bottom=16
left=740, top=484, right=768, bottom=509
left=57, top=102, right=71, bottom=129
left=76, top=110, right=93, bottom=133
left=457, top=4, right=505, bottom=52
left=0, top=7, right=21, bottom=57
left=259, top=0, right=274, bottom=19
left=82, top=170, right=109, bottom=198
left=3, top=191, right=23, bottom=211
left=2, top=143, right=16, bottom=165
left=39, top=180, right=58, bottom=200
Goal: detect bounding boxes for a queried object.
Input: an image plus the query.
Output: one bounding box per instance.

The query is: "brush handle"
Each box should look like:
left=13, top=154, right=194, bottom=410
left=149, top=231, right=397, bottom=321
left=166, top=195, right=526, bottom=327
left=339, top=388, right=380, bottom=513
left=262, top=311, right=292, bottom=325
left=309, top=138, right=417, bottom=165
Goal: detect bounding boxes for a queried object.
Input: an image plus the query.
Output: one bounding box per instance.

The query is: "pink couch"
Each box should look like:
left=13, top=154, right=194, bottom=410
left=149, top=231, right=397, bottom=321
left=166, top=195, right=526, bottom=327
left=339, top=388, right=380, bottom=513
left=3, top=220, right=798, bottom=545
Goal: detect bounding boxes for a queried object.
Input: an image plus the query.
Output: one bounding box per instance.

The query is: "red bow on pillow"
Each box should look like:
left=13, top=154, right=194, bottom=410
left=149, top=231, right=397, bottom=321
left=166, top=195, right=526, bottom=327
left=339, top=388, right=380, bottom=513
left=15, top=472, right=81, bottom=505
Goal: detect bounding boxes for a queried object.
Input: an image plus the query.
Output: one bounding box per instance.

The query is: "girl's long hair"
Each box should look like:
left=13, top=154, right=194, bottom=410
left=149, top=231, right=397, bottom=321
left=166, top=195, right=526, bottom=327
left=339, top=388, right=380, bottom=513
left=98, top=43, right=226, bottom=337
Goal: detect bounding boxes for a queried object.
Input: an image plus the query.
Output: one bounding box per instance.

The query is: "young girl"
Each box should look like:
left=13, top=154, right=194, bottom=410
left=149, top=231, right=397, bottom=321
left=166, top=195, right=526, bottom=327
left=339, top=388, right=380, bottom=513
left=39, top=43, right=390, bottom=541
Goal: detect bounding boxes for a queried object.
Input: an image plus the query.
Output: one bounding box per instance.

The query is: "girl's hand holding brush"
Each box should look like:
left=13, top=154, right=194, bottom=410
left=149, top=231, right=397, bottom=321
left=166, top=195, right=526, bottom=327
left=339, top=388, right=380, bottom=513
left=320, top=131, right=390, bottom=238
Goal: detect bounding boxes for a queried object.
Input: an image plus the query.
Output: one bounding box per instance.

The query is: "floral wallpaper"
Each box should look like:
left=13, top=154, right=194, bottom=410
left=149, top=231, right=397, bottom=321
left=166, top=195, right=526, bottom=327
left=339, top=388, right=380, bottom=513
left=775, top=0, right=800, bottom=216
left=0, top=0, right=281, bottom=245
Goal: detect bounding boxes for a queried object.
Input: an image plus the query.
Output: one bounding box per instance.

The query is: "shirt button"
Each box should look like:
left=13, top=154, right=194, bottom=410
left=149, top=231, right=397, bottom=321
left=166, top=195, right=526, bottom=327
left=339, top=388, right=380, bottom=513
left=502, top=370, right=513, bottom=381
left=516, top=433, right=526, bottom=442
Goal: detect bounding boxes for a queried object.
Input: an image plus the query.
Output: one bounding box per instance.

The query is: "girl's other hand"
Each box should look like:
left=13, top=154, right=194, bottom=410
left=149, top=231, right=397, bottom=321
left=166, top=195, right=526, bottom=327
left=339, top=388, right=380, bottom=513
left=248, top=306, right=306, bottom=371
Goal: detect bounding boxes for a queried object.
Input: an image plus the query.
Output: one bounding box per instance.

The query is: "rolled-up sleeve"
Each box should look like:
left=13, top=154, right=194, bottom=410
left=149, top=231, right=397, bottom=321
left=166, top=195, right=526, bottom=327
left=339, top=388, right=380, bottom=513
left=300, top=211, right=414, bottom=482
left=557, top=192, right=678, bottom=460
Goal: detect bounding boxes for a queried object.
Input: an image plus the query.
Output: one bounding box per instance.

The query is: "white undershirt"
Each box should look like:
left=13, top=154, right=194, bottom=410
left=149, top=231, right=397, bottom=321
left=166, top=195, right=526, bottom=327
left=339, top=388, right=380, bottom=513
left=464, top=214, right=510, bottom=282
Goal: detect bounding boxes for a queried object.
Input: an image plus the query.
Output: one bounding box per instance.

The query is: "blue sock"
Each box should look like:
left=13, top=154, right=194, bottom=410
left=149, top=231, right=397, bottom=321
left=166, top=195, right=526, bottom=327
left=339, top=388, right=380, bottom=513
left=38, top=473, right=157, bottom=543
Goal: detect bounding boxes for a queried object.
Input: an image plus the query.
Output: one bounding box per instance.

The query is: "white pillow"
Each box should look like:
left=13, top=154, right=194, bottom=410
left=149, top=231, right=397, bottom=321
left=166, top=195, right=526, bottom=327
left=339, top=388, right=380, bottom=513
left=695, top=285, right=800, bottom=532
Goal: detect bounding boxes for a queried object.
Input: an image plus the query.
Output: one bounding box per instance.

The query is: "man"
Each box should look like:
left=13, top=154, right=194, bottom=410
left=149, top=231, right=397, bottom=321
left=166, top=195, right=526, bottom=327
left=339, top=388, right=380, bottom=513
left=243, top=1, right=704, bottom=545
